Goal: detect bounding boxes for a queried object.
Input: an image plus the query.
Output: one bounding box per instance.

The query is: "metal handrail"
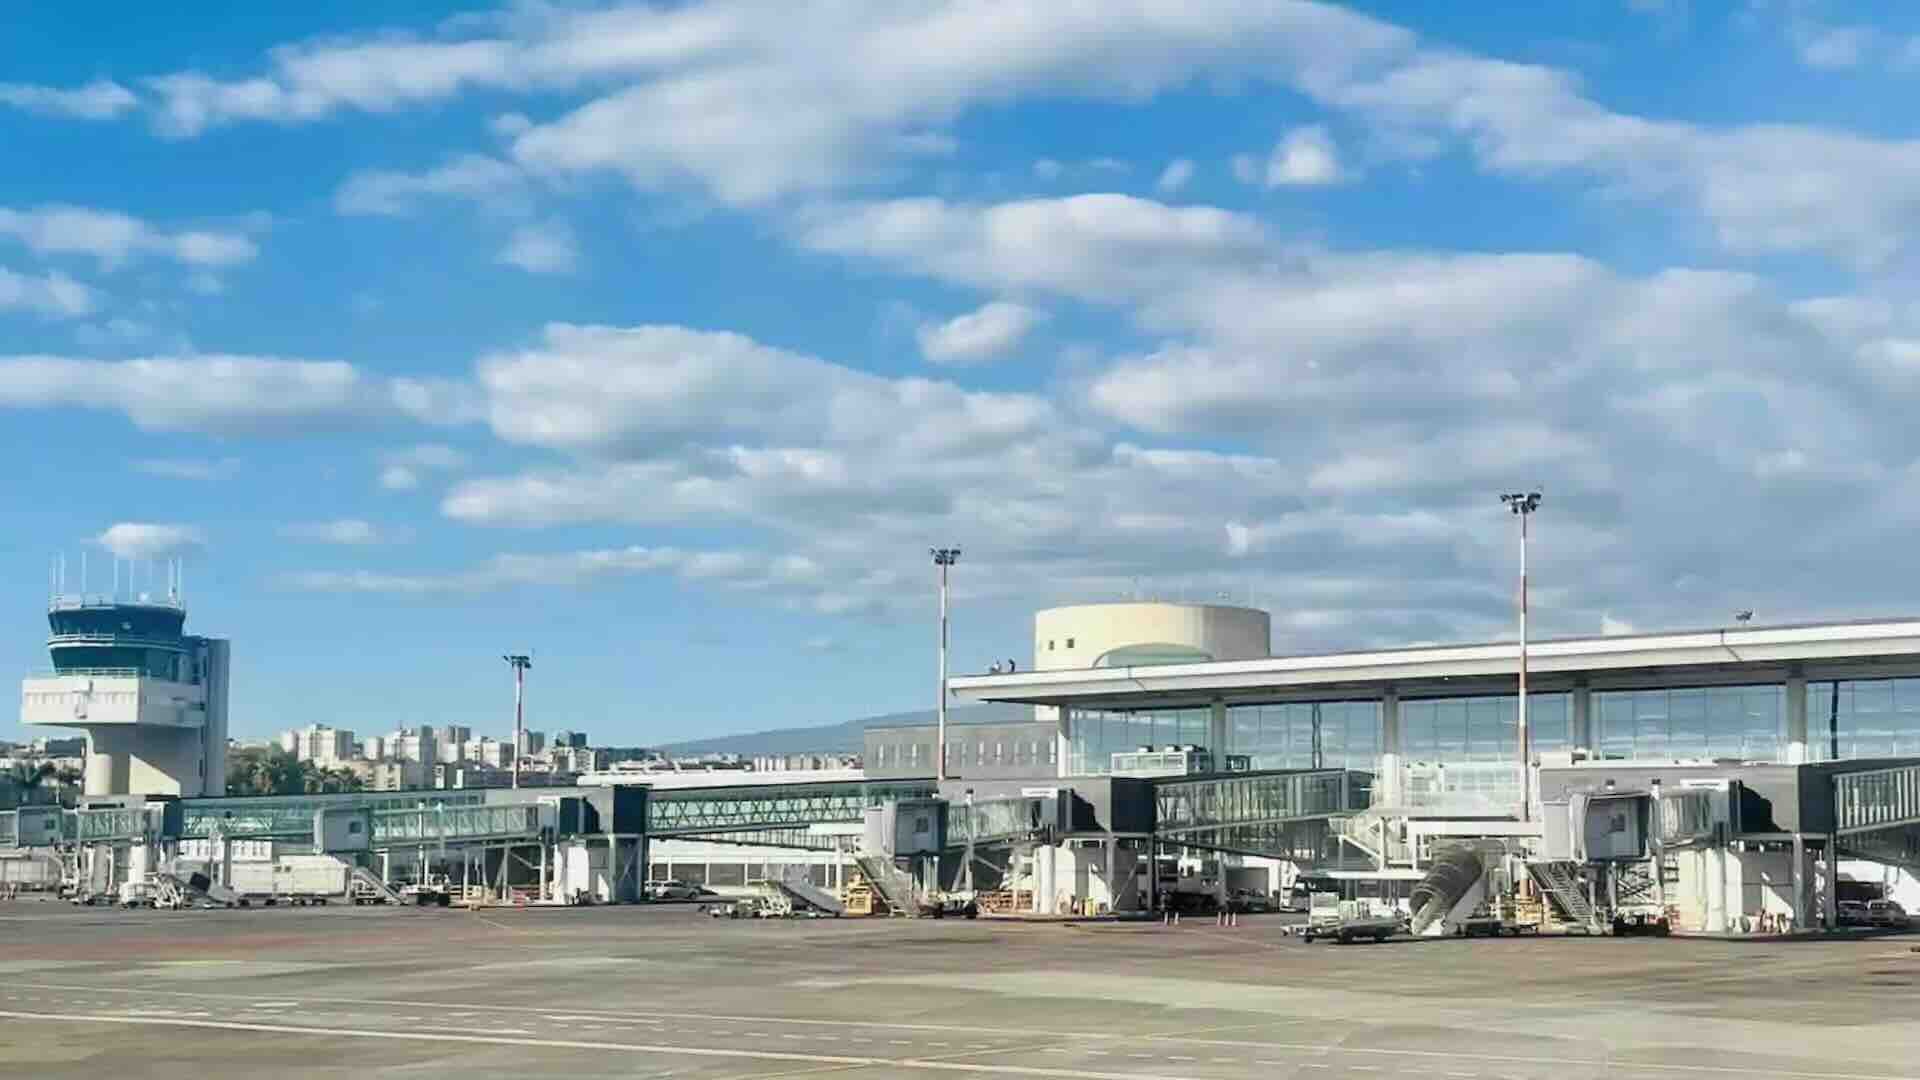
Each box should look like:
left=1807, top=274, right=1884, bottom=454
left=48, top=632, right=188, bottom=648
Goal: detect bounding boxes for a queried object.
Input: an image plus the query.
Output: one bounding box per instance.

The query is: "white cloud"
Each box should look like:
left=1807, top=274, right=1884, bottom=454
left=1156, top=158, right=1195, bottom=194
left=96, top=522, right=203, bottom=560
left=108, top=1, right=1920, bottom=263
left=384, top=443, right=468, bottom=470
left=0, top=354, right=461, bottom=434
left=1600, top=613, right=1637, bottom=636
left=378, top=466, right=421, bottom=492
left=0, top=80, right=139, bottom=119
left=333, top=154, right=526, bottom=216
left=0, top=266, right=94, bottom=317
left=497, top=220, right=578, bottom=274
left=0, top=205, right=257, bottom=268
left=131, top=458, right=239, bottom=481
left=282, top=519, right=393, bottom=545
left=1032, top=158, right=1064, bottom=181
left=377, top=443, right=467, bottom=491
left=1259, top=125, right=1344, bottom=187
left=1793, top=24, right=1877, bottom=70
left=284, top=544, right=861, bottom=612
left=916, top=301, right=1044, bottom=365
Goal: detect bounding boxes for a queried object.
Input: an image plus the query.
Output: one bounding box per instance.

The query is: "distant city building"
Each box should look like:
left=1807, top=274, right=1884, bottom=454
left=550, top=746, right=608, bottom=773
left=347, top=759, right=425, bottom=791
left=361, top=735, right=386, bottom=761
left=443, top=725, right=473, bottom=744
left=516, top=729, right=546, bottom=756
left=472, top=737, right=515, bottom=769
left=551, top=729, right=588, bottom=750
left=388, top=725, right=437, bottom=765
left=282, top=724, right=354, bottom=766
left=29, top=736, right=84, bottom=757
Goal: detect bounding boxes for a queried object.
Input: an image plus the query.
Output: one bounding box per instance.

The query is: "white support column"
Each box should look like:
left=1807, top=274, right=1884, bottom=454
left=1208, top=700, right=1228, bottom=768
left=1570, top=683, right=1593, bottom=757
left=1055, top=705, right=1073, bottom=779
left=1785, top=672, right=1809, bottom=764
left=1790, top=833, right=1806, bottom=931
left=1379, top=689, right=1402, bottom=808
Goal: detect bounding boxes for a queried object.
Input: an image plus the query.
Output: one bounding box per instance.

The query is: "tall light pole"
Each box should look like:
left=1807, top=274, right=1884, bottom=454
left=503, top=653, right=532, bottom=789
left=931, top=547, right=961, bottom=783
left=1499, top=492, right=1541, bottom=822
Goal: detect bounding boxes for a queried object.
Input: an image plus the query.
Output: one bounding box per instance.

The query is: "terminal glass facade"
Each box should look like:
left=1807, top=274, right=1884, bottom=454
left=1593, top=684, right=1783, bottom=761
left=1068, top=707, right=1210, bottom=775
left=1809, top=677, right=1920, bottom=759
left=1400, top=693, right=1569, bottom=763
left=1228, top=701, right=1381, bottom=772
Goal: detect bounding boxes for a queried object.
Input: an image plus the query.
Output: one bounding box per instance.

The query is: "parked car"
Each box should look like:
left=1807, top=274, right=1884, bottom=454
left=1837, top=900, right=1870, bottom=926
left=648, top=880, right=702, bottom=901
left=1866, top=900, right=1910, bottom=928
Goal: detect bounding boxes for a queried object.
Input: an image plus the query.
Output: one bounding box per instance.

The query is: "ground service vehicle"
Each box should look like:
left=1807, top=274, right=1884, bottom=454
left=1302, top=895, right=1401, bottom=944
left=1867, top=900, right=1909, bottom=928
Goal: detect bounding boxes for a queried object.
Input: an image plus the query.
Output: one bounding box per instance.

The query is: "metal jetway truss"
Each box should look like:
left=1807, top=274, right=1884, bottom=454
left=647, top=778, right=936, bottom=837
left=1151, top=768, right=1370, bottom=859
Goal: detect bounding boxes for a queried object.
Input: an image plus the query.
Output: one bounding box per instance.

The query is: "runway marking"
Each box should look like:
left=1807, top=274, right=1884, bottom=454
left=4, top=985, right=1914, bottom=1080
left=0, top=1009, right=1321, bottom=1080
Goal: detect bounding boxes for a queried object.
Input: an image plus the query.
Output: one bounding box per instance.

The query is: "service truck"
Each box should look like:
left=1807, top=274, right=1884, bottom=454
left=1301, top=895, right=1402, bottom=944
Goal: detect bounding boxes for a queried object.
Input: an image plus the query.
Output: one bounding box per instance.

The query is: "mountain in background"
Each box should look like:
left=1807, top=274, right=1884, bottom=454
left=657, top=702, right=1034, bottom=756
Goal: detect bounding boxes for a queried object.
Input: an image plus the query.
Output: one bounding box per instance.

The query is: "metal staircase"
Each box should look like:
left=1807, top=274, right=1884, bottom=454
left=852, top=854, right=921, bottom=917
left=775, top=867, right=845, bottom=916
left=349, top=865, right=407, bottom=905
left=1528, top=860, right=1597, bottom=931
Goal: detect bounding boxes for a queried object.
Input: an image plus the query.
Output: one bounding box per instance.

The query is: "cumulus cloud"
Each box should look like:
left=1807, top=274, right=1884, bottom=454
left=497, top=220, right=578, bottom=274
left=0, top=266, right=94, bottom=317
left=1156, top=158, right=1195, bottom=194
left=282, top=519, right=394, bottom=545
left=110, top=1, right=1920, bottom=262
left=916, top=301, right=1044, bottom=365
left=1257, top=125, right=1345, bottom=187
left=96, top=522, right=203, bottom=560
left=333, top=154, right=526, bottom=216
left=0, top=80, right=138, bottom=119
left=786, top=188, right=1920, bottom=633
left=377, top=443, right=467, bottom=491
left=131, top=458, right=239, bottom=481
left=0, top=205, right=257, bottom=269
left=284, top=544, right=869, bottom=613
left=0, top=354, right=466, bottom=434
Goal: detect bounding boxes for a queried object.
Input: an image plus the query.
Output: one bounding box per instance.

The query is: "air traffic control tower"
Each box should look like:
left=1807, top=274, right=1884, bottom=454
left=20, top=586, right=228, bottom=797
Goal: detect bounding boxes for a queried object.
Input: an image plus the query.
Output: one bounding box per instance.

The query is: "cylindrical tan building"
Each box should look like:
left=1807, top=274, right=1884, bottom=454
left=1032, top=602, right=1270, bottom=672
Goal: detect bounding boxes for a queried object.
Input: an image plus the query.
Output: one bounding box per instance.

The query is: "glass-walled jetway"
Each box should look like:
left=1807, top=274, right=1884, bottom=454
left=1059, top=676, right=1920, bottom=796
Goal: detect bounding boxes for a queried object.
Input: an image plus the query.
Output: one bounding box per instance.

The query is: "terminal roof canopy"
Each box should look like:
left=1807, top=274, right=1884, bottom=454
left=949, top=618, right=1920, bottom=710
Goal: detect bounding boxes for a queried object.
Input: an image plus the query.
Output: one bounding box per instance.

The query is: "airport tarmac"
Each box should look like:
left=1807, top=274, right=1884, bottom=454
left=0, top=901, right=1915, bottom=1080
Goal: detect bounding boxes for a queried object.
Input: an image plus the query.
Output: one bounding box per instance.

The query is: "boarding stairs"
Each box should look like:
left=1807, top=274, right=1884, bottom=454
left=852, top=854, right=921, bottom=917
left=349, top=865, right=407, bottom=905
left=1333, top=810, right=1410, bottom=868
left=1528, top=860, right=1598, bottom=932
left=775, top=868, right=846, bottom=916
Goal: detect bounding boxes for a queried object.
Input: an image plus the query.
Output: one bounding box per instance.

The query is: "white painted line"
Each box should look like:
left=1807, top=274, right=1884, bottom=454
left=4, top=985, right=1906, bottom=1080
left=0, top=1011, right=1224, bottom=1080
left=1166, top=1056, right=1196, bottom=1062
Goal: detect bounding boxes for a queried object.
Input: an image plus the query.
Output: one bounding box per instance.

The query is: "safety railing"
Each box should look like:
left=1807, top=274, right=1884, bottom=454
left=1835, top=763, right=1920, bottom=835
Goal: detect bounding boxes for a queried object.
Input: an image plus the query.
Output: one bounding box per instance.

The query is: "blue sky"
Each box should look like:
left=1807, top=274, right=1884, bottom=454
left=6, top=1, right=1920, bottom=746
